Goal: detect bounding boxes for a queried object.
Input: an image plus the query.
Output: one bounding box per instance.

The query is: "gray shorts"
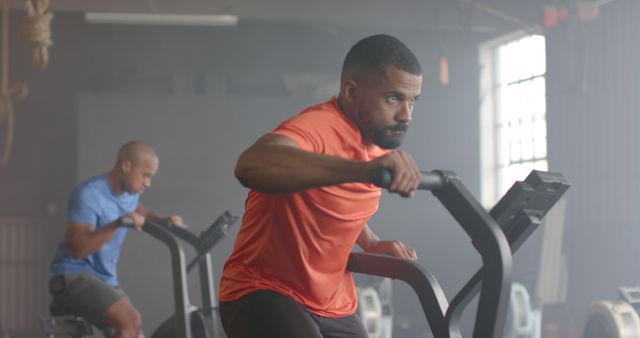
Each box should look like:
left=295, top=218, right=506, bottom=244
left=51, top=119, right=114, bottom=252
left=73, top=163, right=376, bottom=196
left=49, top=273, right=128, bottom=328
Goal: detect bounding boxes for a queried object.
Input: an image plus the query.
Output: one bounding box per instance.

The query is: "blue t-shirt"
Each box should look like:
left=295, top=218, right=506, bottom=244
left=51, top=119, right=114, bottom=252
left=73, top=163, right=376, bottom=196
left=50, top=174, right=140, bottom=286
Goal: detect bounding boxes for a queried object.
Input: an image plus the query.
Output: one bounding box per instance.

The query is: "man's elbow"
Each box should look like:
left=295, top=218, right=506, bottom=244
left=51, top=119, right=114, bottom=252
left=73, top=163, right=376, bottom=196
left=68, top=247, right=86, bottom=260
left=234, top=152, right=256, bottom=189
left=234, top=149, right=286, bottom=194
left=66, top=241, right=87, bottom=260
left=237, top=165, right=261, bottom=189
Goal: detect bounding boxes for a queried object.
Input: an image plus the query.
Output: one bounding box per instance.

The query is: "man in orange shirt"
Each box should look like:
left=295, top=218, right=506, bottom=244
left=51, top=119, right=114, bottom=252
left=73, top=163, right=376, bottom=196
left=219, top=34, right=423, bottom=338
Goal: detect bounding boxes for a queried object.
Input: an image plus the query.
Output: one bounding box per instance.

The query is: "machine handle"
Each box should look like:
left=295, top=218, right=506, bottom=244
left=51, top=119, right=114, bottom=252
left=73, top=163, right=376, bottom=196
left=371, top=168, right=448, bottom=191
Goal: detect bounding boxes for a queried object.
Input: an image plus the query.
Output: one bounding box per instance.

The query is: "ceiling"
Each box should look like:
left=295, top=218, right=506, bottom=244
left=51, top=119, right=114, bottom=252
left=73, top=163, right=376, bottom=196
left=22, top=0, right=546, bottom=32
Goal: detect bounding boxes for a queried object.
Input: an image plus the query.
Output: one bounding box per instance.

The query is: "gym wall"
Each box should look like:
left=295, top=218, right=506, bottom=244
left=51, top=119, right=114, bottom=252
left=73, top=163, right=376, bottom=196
left=545, top=0, right=640, bottom=332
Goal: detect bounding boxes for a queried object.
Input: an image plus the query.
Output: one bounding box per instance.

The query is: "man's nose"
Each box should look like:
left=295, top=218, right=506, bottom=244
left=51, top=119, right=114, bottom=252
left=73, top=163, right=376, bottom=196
left=396, top=103, right=413, bottom=123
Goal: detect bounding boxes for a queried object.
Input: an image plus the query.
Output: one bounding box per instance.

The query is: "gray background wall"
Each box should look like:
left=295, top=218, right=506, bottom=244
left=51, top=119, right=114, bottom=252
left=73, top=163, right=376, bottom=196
left=546, top=0, right=640, bottom=331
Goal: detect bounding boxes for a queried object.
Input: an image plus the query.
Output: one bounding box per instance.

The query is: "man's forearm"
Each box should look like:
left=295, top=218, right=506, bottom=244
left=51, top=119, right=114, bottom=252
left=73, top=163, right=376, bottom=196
left=357, top=224, right=380, bottom=251
left=66, top=220, right=121, bottom=259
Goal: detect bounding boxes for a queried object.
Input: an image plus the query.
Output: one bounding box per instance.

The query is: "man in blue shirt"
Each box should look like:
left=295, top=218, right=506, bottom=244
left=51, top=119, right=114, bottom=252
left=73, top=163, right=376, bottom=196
left=49, top=140, right=183, bottom=338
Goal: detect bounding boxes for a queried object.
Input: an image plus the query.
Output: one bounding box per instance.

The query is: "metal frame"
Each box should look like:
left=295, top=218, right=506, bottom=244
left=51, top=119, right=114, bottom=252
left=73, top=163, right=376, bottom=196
left=355, top=169, right=570, bottom=338
left=143, top=211, right=238, bottom=338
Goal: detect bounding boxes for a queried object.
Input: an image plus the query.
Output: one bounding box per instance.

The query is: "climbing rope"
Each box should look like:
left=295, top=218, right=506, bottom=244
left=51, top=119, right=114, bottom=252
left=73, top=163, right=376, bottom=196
left=23, top=0, right=53, bottom=69
left=0, top=83, right=28, bottom=165
left=0, top=0, right=29, bottom=165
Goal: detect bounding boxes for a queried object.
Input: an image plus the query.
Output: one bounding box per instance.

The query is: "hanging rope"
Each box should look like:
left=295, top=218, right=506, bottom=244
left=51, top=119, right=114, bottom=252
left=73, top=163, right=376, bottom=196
left=0, top=0, right=29, bottom=165
left=23, top=0, right=53, bottom=69
left=0, top=83, right=28, bottom=165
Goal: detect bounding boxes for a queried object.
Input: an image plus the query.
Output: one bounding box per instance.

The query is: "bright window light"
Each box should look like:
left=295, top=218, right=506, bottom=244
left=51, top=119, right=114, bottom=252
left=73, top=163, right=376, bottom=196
left=480, top=33, right=548, bottom=206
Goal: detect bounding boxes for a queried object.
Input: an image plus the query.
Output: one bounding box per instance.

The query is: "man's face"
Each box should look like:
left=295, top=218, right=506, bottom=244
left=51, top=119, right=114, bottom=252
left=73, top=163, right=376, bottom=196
left=121, top=157, right=158, bottom=195
left=352, top=66, right=422, bottom=149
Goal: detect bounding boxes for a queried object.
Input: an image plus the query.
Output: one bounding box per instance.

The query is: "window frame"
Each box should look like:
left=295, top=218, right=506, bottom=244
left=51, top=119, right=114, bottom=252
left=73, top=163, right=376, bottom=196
left=479, top=30, right=548, bottom=206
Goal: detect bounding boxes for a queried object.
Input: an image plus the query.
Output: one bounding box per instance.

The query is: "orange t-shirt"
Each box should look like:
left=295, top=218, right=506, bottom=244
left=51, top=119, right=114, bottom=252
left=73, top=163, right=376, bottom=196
left=219, top=97, right=388, bottom=317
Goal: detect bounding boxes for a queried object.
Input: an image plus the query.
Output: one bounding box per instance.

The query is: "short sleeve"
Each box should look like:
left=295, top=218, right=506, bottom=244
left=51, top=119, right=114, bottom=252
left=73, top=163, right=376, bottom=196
left=272, top=110, right=328, bottom=153
left=67, top=186, right=99, bottom=226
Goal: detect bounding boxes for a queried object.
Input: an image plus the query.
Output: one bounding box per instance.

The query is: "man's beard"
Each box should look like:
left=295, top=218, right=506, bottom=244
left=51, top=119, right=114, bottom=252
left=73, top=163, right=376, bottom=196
left=372, top=123, right=409, bottom=149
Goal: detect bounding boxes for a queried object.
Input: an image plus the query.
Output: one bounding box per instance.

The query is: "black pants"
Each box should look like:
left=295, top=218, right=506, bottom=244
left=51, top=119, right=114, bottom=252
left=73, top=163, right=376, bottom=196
left=220, top=290, right=369, bottom=338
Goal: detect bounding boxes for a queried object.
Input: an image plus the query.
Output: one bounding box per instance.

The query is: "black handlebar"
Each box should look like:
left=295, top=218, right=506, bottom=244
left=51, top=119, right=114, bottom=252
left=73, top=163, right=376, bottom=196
left=371, top=168, right=449, bottom=191
left=142, top=212, right=239, bottom=273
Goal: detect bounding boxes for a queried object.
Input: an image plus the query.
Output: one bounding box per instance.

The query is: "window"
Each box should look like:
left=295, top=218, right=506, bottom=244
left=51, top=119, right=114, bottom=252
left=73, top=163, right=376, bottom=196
left=480, top=32, right=548, bottom=206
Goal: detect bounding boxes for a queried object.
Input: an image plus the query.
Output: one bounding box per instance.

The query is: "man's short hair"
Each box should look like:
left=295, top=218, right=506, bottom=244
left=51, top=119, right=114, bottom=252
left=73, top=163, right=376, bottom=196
left=341, top=34, right=422, bottom=82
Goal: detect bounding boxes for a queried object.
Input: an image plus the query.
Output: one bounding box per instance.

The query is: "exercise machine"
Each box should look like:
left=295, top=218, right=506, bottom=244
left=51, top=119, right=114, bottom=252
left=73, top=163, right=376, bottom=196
left=41, top=210, right=238, bottom=338
left=41, top=309, right=104, bottom=338
left=348, top=169, right=570, bottom=338
left=144, top=210, right=239, bottom=338
left=503, top=282, right=540, bottom=338
left=355, top=276, right=393, bottom=338
left=582, top=286, right=640, bottom=338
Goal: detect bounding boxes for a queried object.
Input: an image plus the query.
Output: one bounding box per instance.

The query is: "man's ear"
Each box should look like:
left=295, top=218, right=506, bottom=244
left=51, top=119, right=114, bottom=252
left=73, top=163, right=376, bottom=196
left=120, top=160, right=132, bottom=173
left=341, top=79, right=358, bottom=104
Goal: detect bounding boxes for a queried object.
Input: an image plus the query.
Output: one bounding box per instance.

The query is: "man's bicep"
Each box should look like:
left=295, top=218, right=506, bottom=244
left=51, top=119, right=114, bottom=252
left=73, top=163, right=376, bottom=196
left=271, top=122, right=323, bottom=152
left=65, top=222, right=94, bottom=242
left=254, top=133, right=300, bottom=149
left=67, top=187, right=99, bottom=225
